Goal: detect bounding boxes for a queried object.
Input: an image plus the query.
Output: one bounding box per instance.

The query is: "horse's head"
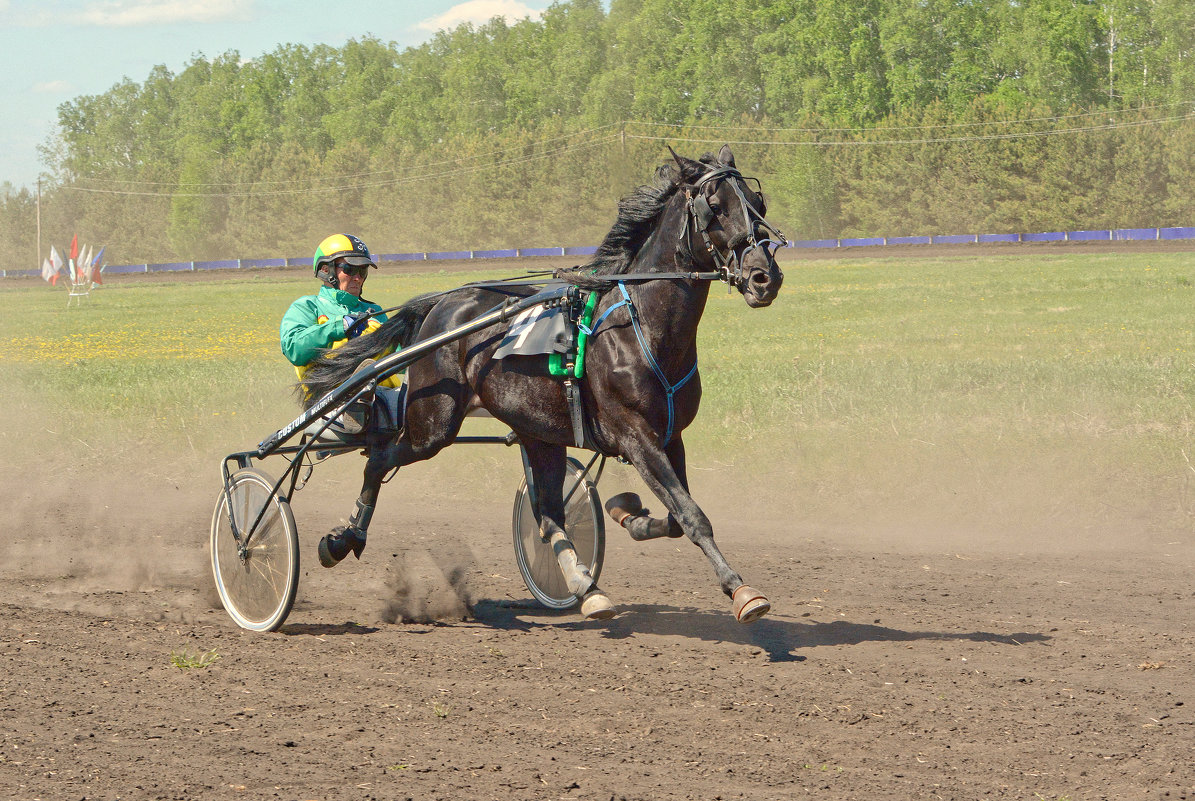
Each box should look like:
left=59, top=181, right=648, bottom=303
left=672, top=144, right=785, bottom=308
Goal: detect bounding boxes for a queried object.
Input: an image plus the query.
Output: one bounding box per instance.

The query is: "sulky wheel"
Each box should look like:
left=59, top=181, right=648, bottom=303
left=512, top=456, right=606, bottom=610
left=210, top=469, right=299, bottom=632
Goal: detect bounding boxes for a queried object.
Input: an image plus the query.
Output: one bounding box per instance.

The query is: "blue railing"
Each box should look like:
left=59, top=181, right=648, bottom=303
left=5, top=227, right=1195, bottom=278
left=791, top=226, right=1195, bottom=249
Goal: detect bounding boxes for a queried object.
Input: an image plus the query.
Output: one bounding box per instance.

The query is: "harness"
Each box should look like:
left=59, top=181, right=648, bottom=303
left=359, top=164, right=787, bottom=453
left=546, top=165, right=788, bottom=451
left=595, top=282, right=698, bottom=447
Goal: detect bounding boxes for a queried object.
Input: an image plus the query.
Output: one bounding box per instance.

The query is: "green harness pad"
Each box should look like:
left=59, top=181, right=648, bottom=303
left=548, top=290, right=598, bottom=379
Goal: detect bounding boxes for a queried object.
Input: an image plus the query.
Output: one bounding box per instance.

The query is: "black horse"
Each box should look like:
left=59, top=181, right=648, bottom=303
left=301, top=144, right=785, bottom=622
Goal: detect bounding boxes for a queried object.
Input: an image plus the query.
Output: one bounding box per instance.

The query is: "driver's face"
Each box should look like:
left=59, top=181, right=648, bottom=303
left=335, top=261, right=367, bottom=297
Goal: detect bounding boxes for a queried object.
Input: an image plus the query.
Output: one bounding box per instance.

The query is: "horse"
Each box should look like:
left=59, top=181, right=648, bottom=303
left=300, top=144, right=786, bottom=623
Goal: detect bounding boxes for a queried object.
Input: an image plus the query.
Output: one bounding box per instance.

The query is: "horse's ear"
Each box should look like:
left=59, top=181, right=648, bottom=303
left=718, top=144, right=736, bottom=168
left=667, top=145, right=700, bottom=181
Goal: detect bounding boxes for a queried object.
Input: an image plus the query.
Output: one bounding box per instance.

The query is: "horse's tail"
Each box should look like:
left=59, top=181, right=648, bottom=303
left=298, top=292, right=441, bottom=408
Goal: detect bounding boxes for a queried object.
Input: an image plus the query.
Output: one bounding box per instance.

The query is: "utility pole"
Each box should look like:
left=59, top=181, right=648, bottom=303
left=36, top=177, right=41, bottom=271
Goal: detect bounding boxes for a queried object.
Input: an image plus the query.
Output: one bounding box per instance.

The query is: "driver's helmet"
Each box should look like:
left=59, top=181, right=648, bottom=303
left=313, top=233, right=377, bottom=286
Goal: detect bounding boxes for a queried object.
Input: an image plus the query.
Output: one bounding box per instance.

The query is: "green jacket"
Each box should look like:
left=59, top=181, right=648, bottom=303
left=280, top=285, right=387, bottom=368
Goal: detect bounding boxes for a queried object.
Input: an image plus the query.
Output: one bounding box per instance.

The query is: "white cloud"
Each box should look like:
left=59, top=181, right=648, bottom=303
left=32, top=80, right=72, bottom=93
left=415, top=0, right=542, bottom=33
left=81, top=0, right=253, bottom=26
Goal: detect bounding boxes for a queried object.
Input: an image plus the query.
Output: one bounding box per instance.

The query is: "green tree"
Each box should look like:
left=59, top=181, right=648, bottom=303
left=168, top=148, right=225, bottom=259
left=990, top=0, right=1105, bottom=110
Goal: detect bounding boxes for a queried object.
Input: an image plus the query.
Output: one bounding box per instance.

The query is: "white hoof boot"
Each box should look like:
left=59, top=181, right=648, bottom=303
left=580, top=590, right=617, bottom=620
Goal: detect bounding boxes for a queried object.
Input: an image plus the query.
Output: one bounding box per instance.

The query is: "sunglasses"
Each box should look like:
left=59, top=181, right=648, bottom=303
left=336, top=263, right=370, bottom=278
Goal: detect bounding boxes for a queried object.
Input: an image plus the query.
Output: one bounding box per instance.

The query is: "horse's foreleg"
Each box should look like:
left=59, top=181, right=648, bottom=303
left=318, top=439, right=400, bottom=568
left=522, top=439, right=616, bottom=620
left=614, top=435, right=770, bottom=623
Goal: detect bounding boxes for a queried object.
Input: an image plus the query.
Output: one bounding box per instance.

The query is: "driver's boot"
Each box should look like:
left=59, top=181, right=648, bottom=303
left=318, top=500, right=373, bottom=567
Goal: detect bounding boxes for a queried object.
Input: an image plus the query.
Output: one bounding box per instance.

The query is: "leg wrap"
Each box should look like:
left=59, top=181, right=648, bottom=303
left=548, top=530, right=596, bottom=596
left=349, top=500, right=375, bottom=534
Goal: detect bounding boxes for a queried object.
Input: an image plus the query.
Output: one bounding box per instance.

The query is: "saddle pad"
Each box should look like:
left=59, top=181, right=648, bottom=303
left=493, top=304, right=570, bottom=360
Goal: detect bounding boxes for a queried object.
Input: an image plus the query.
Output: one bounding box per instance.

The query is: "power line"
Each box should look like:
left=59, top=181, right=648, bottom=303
left=626, top=100, right=1195, bottom=134
left=63, top=134, right=621, bottom=197
left=56, top=108, right=1195, bottom=198
left=628, top=112, right=1195, bottom=147
left=70, top=123, right=624, bottom=189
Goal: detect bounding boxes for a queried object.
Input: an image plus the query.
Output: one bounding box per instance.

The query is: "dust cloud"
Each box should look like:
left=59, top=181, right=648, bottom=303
left=378, top=549, right=474, bottom=624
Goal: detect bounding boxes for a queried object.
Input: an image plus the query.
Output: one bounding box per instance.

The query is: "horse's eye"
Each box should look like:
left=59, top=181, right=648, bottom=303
left=708, top=196, right=721, bottom=213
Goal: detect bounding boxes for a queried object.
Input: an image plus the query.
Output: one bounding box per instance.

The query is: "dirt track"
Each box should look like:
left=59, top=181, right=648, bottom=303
left=4, top=240, right=1195, bottom=799
left=2, top=445, right=1194, bottom=800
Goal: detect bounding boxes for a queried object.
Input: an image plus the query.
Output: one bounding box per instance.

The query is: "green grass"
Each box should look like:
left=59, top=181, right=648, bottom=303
left=701, top=251, right=1195, bottom=441
left=4, top=252, right=1195, bottom=545
left=169, top=648, right=220, bottom=670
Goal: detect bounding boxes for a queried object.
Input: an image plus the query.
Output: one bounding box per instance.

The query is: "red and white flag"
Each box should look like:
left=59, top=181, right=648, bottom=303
left=49, top=245, right=64, bottom=285
left=41, top=258, right=58, bottom=285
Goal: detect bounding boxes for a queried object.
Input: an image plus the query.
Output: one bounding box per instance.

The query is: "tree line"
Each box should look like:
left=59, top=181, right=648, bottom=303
left=3, top=0, right=1194, bottom=269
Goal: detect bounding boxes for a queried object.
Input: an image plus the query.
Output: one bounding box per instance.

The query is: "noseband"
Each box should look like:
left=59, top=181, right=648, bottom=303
left=681, top=167, right=788, bottom=290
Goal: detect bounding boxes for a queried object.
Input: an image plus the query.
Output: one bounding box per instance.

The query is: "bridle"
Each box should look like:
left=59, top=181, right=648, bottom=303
left=681, top=166, right=788, bottom=291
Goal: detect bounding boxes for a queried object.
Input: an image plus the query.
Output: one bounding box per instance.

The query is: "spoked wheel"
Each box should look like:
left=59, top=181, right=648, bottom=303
left=512, top=456, right=606, bottom=609
left=210, top=468, right=299, bottom=632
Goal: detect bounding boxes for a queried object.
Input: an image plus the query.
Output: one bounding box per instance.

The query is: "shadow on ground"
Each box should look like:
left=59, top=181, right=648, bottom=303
left=473, top=599, right=1050, bottom=662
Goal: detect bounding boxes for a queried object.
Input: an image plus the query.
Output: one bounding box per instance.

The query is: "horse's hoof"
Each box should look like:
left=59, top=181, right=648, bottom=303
left=732, top=585, right=771, bottom=624
left=604, top=492, right=645, bottom=527
left=318, top=527, right=366, bottom=568
left=580, top=590, right=617, bottom=620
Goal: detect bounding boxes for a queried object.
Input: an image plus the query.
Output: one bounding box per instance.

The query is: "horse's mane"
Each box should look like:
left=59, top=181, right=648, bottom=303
left=580, top=162, right=681, bottom=277
left=556, top=154, right=718, bottom=288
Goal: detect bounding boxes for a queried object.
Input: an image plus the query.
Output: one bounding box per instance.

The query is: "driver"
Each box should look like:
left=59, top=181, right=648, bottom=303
left=280, top=233, right=400, bottom=435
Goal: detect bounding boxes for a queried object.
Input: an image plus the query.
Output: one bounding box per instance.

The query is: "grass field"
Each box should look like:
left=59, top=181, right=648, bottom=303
left=3, top=250, right=1195, bottom=547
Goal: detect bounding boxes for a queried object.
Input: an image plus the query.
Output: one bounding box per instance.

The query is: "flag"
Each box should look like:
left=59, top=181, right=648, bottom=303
left=90, top=246, right=105, bottom=285
left=69, top=234, right=78, bottom=261
left=41, top=258, right=58, bottom=285
left=80, top=245, right=92, bottom=280
left=49, top=245, right=64, bottom=285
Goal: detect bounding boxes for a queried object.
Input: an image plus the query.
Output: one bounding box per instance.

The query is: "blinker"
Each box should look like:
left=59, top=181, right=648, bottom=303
left=693, top=193, right=715, bottom=231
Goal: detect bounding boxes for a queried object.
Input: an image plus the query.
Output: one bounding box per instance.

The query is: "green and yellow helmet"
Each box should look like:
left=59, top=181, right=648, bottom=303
left=313, top=233, right=376, bottom=285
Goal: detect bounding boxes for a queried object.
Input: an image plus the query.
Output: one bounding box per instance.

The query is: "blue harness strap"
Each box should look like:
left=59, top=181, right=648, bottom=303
left=578, top=293, right=626, bottom=338
left=585, top=282, right=697, bottom=447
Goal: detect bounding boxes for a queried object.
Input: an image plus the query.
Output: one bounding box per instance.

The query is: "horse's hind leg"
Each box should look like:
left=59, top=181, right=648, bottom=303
left=318, top=376, right=467, bottom=568
left=613, top=435, right=770, bottom=623
left=604, top=493, right=685, bottom=540
left=318, top=436, right=401, bottom=567
left=522, top=438, right=616, bottom=620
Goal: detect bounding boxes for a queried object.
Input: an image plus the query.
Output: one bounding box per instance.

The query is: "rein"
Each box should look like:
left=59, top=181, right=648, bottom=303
left=364, top=270, right=726, bottom=321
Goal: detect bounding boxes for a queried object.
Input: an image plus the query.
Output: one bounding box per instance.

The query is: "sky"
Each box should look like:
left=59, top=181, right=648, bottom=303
left=0, top=0, right=558, bottom=191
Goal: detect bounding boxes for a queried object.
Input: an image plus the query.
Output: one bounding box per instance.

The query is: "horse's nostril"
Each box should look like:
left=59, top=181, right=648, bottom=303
left=750, top=272, right=768, bottom=285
